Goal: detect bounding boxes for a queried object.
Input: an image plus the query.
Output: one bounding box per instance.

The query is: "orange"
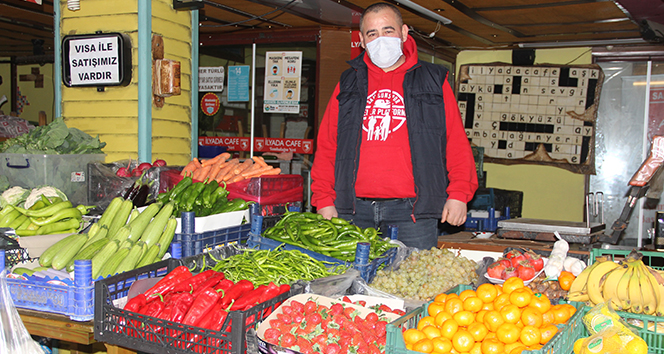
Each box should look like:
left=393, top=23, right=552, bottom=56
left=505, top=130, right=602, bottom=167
left=404, top=328, right=427, bottom=345
left=435, top=311, right=454, bottom=327
left=519, top=325, right=541, bottom=346
left=503, top=277, right=525, bottom=294
left=558, top=271, right=575, bottom=291
left=514, top=319, right=524, bottom=328
left=470, top=341, right=483, bottom=354
left=551, top=304, right=571, bottom=324
left=541, top=310, right=555, bottom=326
left=413, top=338, right=434, bottom=353
left=452, top=330, right=475, bottom=353
left=493, top=293, right=511, bottom=311
left=428, top=301, right=447, bottom=317
left=539, top=324, right=558, bottom=345
left=560, top=303, right=577, bottom=318
left=504, top=342, right=526, bottom=354
left=510, top=346, right=529, bottom=354
left=482, top=302, right=495, bottom=311
left=528, top=343, right=544, bottom=351
left=484, top=331, right=497, bottom=340
left=446, top=293, right=460, bottom=300
left=476, top=283, right=499, bottom=304
left=467, top=322, right=489, bottom=342
left=445, top=297, right=465, bottom=315
left=459, top=289, right=477, bottom=301
left=528, top=294, right=552, bottom=314
left=480, top=338, right=504, bottom=354
left=440, top=319, right=460, bottom=340
left=434, top=293, right=449, bottom=303
left=496, top=322, right=521, bottom=344
left=431, top=337, right=453, bottom=354
left=483, top=310, right=505, bottom=332
left=475, top=310, right=488, bottom=324
left=418, top=316, right=437, bottom=330
left=464, top=296, right=484, bottom=313
left=454, top=310, right=476, bottom=326
left=509, top=288, right=532, bottom=308
left=520, top=307, right=543, bottom=328
left=500, top=304, right=522, bottom=324
left=495, top=284, right=503, bottom=295
left=422, top=325, right=443, bottom=340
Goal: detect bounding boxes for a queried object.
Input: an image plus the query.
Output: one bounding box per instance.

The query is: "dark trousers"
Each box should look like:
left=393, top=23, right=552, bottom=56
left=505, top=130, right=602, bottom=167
left=339, top=198, right=438, bottom=250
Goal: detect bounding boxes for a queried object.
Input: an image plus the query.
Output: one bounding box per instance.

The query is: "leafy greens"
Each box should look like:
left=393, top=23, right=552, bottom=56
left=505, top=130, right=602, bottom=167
left=0, top=117, right=106, bottom=154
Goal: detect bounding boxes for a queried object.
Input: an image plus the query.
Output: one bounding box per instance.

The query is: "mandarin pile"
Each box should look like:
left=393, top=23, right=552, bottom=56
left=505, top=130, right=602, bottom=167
left=403, top=277, right=577, bottom=354
left=370, top=248, right=478, bottom=301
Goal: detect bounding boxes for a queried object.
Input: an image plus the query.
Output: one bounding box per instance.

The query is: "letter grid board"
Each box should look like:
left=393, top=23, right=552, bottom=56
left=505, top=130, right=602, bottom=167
left=456, top=63, right=604, bottom=174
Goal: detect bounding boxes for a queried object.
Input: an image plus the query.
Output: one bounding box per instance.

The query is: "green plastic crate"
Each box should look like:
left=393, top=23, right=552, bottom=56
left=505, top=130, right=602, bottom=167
left=587, top=248, right=664, bottom=353
left=386, top=284, right=586, bottom=354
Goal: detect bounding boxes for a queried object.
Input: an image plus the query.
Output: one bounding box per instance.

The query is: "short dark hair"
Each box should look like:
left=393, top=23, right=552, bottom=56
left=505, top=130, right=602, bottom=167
left=360, top=2, right=404, bottom=32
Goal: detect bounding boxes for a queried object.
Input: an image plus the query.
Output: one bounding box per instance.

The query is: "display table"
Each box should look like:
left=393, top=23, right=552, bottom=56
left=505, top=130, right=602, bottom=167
left=438, top=232, right=591, bottom=258
left=17, top=309, right=136, bottom=354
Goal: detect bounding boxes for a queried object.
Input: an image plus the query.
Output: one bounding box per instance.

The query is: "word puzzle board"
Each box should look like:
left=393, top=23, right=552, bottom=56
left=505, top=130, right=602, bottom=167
left=456, top=63, right=604, bottom=174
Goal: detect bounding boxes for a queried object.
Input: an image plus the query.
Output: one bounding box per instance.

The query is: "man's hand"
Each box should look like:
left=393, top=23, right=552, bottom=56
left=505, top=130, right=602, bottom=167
left=318, top=205, right=338, bottom=220
left=441, top=199, right=467, bottom=226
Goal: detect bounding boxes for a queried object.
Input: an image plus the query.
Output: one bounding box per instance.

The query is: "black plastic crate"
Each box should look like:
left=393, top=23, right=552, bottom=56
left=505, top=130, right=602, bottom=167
left=0, top=231, right=30, bottom=268
left=468, top=187, right=523, bottom=219
left=95, top=245, right=305, bottom=354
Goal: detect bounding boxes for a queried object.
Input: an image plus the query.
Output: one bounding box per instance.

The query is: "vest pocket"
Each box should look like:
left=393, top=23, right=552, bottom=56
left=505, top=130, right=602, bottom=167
left=409, top=92, right=445, bottom=131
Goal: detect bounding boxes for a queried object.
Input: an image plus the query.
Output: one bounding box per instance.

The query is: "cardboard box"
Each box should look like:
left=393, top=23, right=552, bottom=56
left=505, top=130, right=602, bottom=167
left=256, top=293, right=401, bottom=354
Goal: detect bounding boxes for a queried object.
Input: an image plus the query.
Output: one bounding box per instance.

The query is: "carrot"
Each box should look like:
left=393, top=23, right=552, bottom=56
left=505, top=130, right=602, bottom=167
left=181, top=160, right=197, bottom=176
left=242, top=162, right=262, bottom=174
left=193, top=158, right=203, bottom=170
left=259, top=167, right=281, bottom=176
left=202, top=152, right=231, bottom=167
left=241, top=165, right=275, bottom=178
left=216, top=159, right=239, bottom=182
left=192, top=165, right=212, bottom=182
left=252, top=156, right=268, bottom=168
left=233, top=159, right=254, bottom=175
left=229, top=175, right=246, bottom=183
left=208, top=159, right=228, bottom=181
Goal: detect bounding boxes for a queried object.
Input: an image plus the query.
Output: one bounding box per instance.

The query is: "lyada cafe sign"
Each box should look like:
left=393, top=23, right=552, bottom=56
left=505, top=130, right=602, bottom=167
left=199, top=136, right=313, bottom=154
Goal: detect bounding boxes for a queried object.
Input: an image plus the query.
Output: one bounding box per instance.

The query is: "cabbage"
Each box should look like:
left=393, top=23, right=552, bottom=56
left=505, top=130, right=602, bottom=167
left=0, top=186, right=29, bottom=208
left=24, top=186, right=69, bottom=209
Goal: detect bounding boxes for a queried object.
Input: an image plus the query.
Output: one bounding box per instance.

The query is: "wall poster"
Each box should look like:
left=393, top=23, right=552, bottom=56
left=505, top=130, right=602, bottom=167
left=457, top=63, right=604, bottom=174
left=263, top=51, right=302, bottom=114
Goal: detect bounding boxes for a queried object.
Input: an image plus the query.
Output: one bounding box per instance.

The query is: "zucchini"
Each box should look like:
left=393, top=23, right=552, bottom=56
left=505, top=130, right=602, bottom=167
left=91, top=239, right=120, bottom=279
left=107, top=199, right=134, bottom=240
left=136, top=243, right=161, bottom=269
left=12, top=267, right=35, bottom=276
left=115, top=241, right=146, bottom=274
left=98, top=247, right=130, bottom=278
left=83, top=226, right=108, bottom=248
left=111, top=225, right=131, bottom=243
left=51, top=233, right=88, bottom=270
left=140, top=202, right=174, bottom=248
left=97, top=197, right=124, bottom=230
left=86, top=223, right=100, bottom=240
left=39, top=233, right=85, bottom=268
left=126, top=203, right=162, bottom=242
left=66, top=238, right=110, bottom=272
left=157, top=217, right=177, bottom=259
left=118, top=238, right=135, bottom=250
left=127, top=208, right=140, bottom=224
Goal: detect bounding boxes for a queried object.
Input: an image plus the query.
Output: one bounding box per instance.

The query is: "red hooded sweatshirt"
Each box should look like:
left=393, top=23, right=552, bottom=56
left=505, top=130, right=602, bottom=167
left=311, top=35, right=477, bottom=210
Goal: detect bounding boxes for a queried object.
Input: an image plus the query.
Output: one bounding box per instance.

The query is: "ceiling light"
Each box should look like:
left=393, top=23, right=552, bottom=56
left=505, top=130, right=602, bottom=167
left=517, top=38, right=648, bottom=48
left=633, top=80, right=664, bottom=86
left=392, top=0, right=452, bottom=25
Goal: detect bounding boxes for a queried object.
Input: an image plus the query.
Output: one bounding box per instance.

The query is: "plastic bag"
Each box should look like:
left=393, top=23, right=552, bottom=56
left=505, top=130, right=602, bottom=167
left=576, top=302, right=648, bottom=354
left=0, top=269, right=46, bottom=354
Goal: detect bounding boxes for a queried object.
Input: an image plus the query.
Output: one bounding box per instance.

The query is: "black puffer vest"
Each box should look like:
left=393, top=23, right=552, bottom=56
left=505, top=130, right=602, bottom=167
left=334, top=53, right=450, bottom=219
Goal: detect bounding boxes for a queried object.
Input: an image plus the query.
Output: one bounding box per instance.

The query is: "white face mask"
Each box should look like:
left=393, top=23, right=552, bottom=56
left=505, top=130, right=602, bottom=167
left=364, top=36, right=403, bottom=69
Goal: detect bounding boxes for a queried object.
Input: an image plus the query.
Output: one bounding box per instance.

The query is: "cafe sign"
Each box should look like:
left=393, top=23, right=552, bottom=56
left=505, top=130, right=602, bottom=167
left=61, top=32, right=132, bottom=87
left=199, top=137, right=314, bottom=154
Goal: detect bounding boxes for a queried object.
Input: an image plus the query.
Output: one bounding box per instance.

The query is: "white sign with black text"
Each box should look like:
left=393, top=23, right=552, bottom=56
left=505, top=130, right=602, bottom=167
left=68, top=36, right=121, bottom=85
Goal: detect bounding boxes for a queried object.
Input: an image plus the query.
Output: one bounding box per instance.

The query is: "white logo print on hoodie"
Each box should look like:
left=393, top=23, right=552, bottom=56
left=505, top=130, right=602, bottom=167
left=363, top=88, right=406, bottom=141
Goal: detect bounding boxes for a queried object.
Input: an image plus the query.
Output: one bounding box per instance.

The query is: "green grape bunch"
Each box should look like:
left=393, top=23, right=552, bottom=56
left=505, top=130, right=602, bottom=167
left=370, top=247, right=479, bottom=301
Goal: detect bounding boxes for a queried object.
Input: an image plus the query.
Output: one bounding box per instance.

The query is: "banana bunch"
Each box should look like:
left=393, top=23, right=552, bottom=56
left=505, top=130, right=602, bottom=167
left=0, top=196, right=92, bottom=236
left=568, top=250, right=664, bottom=316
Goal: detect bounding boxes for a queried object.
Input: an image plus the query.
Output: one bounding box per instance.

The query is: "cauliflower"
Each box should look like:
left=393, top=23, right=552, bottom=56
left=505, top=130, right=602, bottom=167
left=24, top=186, right=68, bottom=209
left=0, top=186, right=29, bottom=208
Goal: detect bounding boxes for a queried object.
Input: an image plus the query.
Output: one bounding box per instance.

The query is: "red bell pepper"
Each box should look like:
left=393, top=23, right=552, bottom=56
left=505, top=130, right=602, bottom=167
left=137, top=296, right=166, bottom=341
left=258, top=282, right=281, bottom=304
left=214, top=278, right=234, bottom=293
left=156, top=292, right=194, bottom=334
left=191, top=271, right=225, bottom=297
left=122, top=294, right=147, bottom=337
left=219, top=279, right=253, bottom=308
left=143, top=266, right=193, bottom=302
left=188, top=300, right=233, bottom=352
left=172, top=269, right=217, bottom=293
left=277, top=283, right=291, bottom=295
left=230, top=284, right=266, bottom=311
left=182, top=288, right=224, bottom=327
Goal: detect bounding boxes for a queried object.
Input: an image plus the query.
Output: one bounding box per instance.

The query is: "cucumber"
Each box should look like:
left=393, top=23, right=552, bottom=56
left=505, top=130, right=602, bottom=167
left=51, top=233, right=88, bottom=270
left=91, top=239, right=120, bottom=279
left=136, top=243, right=161, bottom=269
left=140, top=202, right=174, bottom=248
left=39, top=233, right=86, bottom=268
left=98, top=247, right=130, bottom=278
left=107, top=199, right=134, bottom=240
left=157, top=217, right=177, bottom=259
left=66, top=238, right=110, bottom=272
left=115, top=241, right=146, bottom=274
left=126, top=203, right=162, bottom=242
left=97, top=197, right=123, bottom=230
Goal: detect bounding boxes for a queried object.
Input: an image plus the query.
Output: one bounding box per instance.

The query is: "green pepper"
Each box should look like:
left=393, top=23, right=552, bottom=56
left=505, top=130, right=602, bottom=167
left=29, top=200, right=46, bottom=211
left=330, top=217, right=349, bottom=225
left=182, top=182, right=207, bottom=211
left=168, top=176, right=193, bottom=202
left=200, top=181, right=220, bottom=208
left=30, top=207, right=82, bottom=226
left=40, top=194, right=53, bottom=206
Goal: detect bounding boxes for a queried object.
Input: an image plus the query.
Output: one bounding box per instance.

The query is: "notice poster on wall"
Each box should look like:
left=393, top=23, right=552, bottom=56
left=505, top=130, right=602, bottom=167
left=263, top=51, right=301, bottom=114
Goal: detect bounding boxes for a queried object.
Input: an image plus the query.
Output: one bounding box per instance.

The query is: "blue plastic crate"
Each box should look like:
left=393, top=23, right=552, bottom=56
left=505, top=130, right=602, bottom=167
left=465, top=207, right=510, bottom=232
left=245, top=214, right=398, bottom=283
left=170, top=211, right=252, bottom=258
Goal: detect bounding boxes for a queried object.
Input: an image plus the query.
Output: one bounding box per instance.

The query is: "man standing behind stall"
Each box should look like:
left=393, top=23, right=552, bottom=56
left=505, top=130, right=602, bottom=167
left=310, top=2, right=478, bottom=250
